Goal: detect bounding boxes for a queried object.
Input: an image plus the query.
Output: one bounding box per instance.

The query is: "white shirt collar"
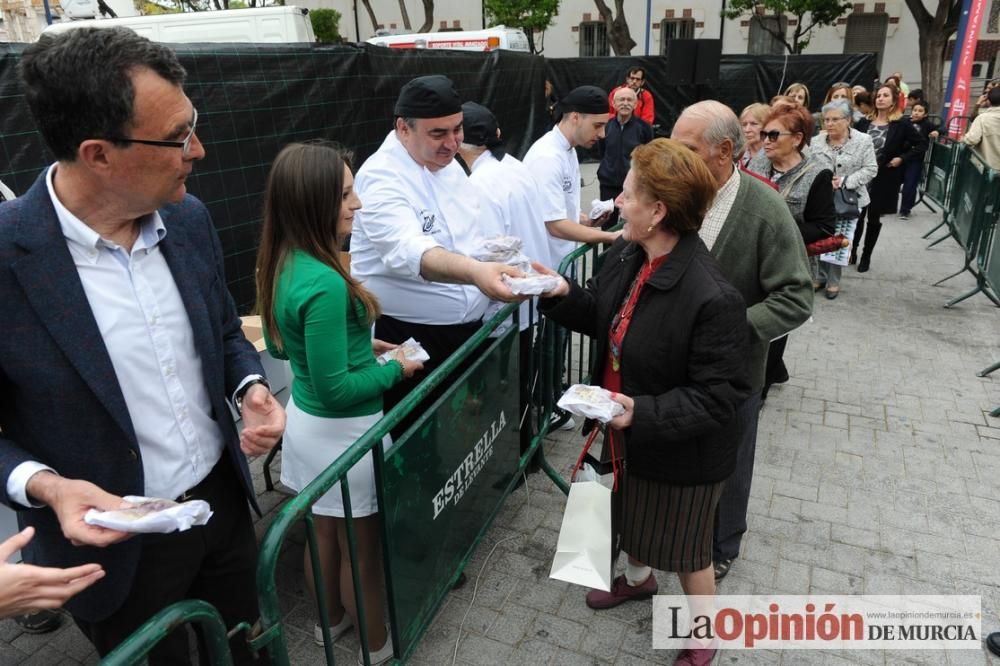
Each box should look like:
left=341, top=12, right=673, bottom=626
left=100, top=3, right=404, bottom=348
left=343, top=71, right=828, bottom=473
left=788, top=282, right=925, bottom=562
left=469, top=150, right=498, bottom=174
left=45, top=164, right=167, bottom=261
left=554, top=126, right=573, bottom=152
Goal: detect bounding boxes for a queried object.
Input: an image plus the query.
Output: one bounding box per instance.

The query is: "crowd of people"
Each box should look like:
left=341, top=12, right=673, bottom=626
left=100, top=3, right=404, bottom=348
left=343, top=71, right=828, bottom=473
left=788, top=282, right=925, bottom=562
left=1, top=26, right=999, bottom=666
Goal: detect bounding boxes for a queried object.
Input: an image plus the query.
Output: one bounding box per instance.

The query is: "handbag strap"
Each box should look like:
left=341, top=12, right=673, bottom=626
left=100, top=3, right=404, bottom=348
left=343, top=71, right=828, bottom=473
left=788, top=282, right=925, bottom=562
left=571, top=425, right=621, bottom=492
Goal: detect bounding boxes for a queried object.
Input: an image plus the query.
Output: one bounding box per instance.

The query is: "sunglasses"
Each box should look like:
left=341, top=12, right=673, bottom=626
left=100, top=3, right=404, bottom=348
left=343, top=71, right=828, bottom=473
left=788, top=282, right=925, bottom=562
left=760, top=130, right=796, bottom=142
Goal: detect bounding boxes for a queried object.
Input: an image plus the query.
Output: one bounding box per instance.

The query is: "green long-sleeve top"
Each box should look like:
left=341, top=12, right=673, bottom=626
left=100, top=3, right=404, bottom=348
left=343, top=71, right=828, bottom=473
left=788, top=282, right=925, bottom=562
left=264, top=250, right=402, bottom=418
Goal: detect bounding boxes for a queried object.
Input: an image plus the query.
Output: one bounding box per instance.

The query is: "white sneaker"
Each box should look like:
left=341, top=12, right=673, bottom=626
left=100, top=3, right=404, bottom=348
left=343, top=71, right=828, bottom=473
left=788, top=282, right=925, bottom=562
left=357, top=626, right=394, bottom=665
left=558, top=416, right=576, bottom=431
left=313, top=614, right=353, bottom=646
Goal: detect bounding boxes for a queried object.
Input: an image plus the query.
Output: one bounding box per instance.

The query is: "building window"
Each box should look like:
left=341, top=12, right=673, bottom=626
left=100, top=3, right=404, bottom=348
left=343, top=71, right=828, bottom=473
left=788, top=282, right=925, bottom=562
left=579, top=21, right=609, bottom=56
left=660, top=17, right=695, bottom=53
left=844, top=13, right=889, bottom=70
left=748, top=15, right=787, bottom=55
left=989, top=0, right=999, bottom=33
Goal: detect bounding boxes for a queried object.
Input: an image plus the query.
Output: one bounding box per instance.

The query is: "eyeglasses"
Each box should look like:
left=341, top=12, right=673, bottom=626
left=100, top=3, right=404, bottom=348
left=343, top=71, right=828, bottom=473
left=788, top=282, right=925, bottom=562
left=106, top=108, right=199, bottom=158
left=760, top=130, right=795, bottom=142
left=823, top=116, right=848, bottom=124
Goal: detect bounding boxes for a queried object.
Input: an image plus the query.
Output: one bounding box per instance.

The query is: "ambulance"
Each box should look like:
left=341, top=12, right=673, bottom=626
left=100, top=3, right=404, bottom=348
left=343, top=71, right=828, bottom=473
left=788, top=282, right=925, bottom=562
left=366, top=26, right=529, bottom=53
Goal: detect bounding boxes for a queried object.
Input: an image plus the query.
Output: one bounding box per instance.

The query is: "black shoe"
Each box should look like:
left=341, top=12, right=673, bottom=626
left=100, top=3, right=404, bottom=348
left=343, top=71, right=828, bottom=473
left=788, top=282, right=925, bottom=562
left=452, top=572, right=467, bottom=590
left=713, top=559, right=734, bottom=581
left=858, top=257, right=870, bottom=273
left=987, top=631, right=1000, bottom=657
left=14, top=610, right=62, bottom=634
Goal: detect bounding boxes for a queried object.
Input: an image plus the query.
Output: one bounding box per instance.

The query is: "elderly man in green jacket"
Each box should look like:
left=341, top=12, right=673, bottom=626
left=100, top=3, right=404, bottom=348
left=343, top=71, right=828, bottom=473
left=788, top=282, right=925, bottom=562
left=672, top=100, right=814, bottom=582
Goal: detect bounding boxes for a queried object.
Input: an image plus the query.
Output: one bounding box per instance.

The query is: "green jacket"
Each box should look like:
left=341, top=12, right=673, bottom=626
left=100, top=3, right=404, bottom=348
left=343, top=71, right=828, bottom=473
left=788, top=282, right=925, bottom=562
left=710, top=171, right=814, bottom=393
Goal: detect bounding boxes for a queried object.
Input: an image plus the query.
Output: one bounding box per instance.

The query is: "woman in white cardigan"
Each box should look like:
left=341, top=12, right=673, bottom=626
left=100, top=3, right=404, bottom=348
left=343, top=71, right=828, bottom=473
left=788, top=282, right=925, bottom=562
left=811, top=100, right=878, bottom=299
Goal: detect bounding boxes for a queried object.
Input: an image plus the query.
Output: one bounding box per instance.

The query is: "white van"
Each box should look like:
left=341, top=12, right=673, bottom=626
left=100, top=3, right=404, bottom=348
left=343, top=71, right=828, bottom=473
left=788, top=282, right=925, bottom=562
left=366, top=26, right=529, bottom=53
left=41, top=6, right=315, bottom=43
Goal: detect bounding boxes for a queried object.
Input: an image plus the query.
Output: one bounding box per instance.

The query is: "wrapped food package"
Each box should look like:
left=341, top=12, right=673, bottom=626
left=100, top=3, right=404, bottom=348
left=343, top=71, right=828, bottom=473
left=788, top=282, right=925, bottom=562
left=472, top=235, right=532, bottom=269
left=502, top=273, right=563, bottom=296
left=377, top=337, right=431, bottom=366
left=556, top=384, right=625, bottom=423
left=84, top=496, right=213, bottom=533
left=589, top=198, right=615, bottom=220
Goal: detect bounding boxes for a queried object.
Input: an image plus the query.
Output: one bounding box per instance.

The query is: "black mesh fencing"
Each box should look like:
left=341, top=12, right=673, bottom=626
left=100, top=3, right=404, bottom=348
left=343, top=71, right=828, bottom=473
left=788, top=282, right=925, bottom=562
left=0, top=42, right=873, bottom=311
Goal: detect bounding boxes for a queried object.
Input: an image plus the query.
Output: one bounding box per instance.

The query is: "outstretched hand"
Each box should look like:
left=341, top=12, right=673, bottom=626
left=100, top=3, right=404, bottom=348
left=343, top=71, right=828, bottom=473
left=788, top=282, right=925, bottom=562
left=608, top=393, right=635, bottom=430
left=0, top=528, right=105, bottom=618
left=25, top=473, right=132, bottom=548
left=473, top=262, right=527, bottom=302
left=530, top=262, right=569, bottom=298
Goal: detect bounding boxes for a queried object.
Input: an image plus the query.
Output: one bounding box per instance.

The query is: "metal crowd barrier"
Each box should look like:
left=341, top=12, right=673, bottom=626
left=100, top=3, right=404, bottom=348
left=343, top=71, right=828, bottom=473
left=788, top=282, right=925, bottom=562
left=920, top=139, right=960, bottom=240
left=100, top=236, right=620, bottom=665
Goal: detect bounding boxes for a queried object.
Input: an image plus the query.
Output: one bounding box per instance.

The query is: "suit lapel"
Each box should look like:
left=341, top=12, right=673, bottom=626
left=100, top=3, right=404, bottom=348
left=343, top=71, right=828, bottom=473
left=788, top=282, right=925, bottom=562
left=157, top=211, right=218, bottom=398
left=11, top=172, right=137, bottom=445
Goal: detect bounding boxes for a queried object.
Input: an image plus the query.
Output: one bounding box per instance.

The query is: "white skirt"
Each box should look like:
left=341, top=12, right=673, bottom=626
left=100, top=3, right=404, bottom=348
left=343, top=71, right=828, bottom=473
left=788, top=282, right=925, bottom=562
left=280, top=395, right=390, bottom=518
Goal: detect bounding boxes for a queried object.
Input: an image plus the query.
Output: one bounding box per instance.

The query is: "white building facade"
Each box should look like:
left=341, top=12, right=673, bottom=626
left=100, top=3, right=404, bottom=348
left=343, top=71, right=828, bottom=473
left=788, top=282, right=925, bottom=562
left=298, top=0, right=1000, bottom=94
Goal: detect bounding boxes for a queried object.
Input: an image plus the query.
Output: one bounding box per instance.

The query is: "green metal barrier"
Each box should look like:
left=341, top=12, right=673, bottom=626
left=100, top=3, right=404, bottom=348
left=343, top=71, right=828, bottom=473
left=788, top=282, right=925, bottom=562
left=921, top=139, right=959, bottom=240
left=94, top=239, right=623, bottom=665
left=932, top=149, right=1000, bottom=306
left=101, top=600, right=236, bottom=665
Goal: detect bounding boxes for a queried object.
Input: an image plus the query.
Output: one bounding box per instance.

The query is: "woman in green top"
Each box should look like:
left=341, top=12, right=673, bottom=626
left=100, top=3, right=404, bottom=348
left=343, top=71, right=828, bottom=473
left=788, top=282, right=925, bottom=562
left=255, top=141, right=422, bottom=665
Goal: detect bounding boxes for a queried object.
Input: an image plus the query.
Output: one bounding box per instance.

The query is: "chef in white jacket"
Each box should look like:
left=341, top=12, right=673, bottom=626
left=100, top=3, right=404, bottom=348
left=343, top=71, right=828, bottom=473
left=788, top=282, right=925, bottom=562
left=351, top=75, right=521, bottom=431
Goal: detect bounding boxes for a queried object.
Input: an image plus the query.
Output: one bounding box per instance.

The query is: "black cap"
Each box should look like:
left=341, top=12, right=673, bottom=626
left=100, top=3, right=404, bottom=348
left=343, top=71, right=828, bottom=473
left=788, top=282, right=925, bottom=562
left=394, top=75, right=462, bottom=119
left=461, top=102, right=506, bottom=160
left=558, top=85, right=608, bottom=116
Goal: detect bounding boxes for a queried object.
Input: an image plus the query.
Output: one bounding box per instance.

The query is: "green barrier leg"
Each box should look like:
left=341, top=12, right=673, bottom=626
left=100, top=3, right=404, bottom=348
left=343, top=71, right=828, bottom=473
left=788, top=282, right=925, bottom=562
left=943, top=286, right=982, bottom=308
left=927, top=232, right=954, bottom=248
left=922, top=219, right=947, bottom=239
left=978, top=360, right=1000, bottom=377
left=304, top=511, right=336, bottom=666
left=932, top=263, right=972, bottom=286
left=99, top=600, right=234, bottom=666
left=991, top=405, right=1000, bottom=418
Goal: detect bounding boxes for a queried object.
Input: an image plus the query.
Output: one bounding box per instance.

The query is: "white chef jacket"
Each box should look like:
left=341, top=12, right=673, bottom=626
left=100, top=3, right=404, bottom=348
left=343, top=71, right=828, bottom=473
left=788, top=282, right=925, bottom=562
left=469, top=150, right=552, bottom=332
left=522, top=126, right=581, bottom=269
left=351, top=131, right=491, bottom=325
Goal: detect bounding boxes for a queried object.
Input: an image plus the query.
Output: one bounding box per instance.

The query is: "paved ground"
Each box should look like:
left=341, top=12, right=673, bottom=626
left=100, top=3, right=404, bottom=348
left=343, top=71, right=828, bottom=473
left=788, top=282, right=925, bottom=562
left=1, top=165, right=998, bottom=665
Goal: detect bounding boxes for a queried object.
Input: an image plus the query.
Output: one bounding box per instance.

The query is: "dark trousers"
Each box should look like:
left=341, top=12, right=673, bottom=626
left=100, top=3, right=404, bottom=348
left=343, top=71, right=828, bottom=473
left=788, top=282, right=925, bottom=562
left=713, top=392, right=763, bottom=562
left=762, top=337, right=789, bottom=401
left=852, top=206, right=883, bottom=263
left=899, top=160, right=922, bottom=214
left=375, top=315, right=484, bottom=440
left=74, top=459, right=263, bottom=665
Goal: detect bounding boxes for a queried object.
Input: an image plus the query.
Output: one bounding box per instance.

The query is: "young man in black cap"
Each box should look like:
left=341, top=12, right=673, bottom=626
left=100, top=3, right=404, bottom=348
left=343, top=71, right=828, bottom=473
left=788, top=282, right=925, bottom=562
left=523, top=85, right=621, bottom=271
left=351, top=75, right=522, bottom=428
left=458, top=101, right=552, bottom=469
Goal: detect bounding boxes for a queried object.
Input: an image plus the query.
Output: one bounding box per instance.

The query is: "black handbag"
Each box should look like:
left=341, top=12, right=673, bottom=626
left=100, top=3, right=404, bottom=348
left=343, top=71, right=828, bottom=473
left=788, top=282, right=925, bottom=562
left=834, top=187, right=860, bottom=219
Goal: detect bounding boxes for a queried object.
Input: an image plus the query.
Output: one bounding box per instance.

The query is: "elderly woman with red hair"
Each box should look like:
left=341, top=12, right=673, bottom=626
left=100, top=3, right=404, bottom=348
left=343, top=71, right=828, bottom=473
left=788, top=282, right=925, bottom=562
left=748, top=104, right=836, bottom=398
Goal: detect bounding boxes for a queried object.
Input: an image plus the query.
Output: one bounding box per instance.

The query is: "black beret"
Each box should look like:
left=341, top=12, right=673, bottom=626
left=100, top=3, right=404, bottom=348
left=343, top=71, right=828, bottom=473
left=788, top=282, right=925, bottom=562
left=394, top=75, right=462, bottom=119
left=558, top=85, right=608, bottom=115
left=461, top=102, right=506, bottom=160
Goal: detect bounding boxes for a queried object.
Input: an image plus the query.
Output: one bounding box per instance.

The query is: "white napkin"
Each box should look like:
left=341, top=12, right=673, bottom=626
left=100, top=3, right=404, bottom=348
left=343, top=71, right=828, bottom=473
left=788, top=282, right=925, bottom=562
left=85, top=496, right=213, bottom=533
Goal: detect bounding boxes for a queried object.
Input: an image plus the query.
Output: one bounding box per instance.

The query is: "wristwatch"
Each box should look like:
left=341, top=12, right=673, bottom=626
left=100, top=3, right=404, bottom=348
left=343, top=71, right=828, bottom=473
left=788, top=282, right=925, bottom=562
left=235, top=378, right=270, bottom=414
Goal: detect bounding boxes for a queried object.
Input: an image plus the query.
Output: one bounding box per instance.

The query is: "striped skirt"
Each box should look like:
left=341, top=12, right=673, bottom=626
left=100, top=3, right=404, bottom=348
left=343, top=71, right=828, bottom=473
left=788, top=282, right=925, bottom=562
left=615, top=471, right=726, bottom=573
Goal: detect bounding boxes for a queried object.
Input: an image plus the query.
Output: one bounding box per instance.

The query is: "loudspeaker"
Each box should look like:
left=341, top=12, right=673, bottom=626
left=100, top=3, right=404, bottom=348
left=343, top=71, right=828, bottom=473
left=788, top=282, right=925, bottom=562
left=665, top=39, right=697, bottom=85
left=695, top=39, right=722, bottom=85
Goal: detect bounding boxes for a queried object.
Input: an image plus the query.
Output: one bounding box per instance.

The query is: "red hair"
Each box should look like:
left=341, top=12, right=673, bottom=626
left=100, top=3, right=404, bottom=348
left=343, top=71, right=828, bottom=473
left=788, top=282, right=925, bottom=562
left=764, top=105, right=814, bottom=152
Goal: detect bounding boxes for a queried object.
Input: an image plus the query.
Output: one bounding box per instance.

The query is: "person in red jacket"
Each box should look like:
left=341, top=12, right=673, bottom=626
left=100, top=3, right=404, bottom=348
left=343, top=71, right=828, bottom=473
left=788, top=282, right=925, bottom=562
left=607, top=66, right=655, bottom=125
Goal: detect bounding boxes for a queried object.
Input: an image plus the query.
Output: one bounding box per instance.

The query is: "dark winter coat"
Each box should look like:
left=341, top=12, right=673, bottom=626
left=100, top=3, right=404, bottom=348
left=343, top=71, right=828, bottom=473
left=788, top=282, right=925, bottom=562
left=855, top=117, right=928, bottom=214
left=539, top=233, right=750, bottom=485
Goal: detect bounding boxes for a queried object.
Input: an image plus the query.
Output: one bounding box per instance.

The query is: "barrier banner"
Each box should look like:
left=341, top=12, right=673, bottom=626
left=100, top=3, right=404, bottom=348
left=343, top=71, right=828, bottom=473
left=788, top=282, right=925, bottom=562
left=378, top=327, right=519, bottom=660
left=944, top=0, right=989, bottom=137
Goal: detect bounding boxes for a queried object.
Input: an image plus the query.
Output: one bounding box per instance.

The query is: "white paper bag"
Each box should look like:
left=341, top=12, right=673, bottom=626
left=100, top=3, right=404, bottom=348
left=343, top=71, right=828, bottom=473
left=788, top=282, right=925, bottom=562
left=549, top=480, right=612, bottom=592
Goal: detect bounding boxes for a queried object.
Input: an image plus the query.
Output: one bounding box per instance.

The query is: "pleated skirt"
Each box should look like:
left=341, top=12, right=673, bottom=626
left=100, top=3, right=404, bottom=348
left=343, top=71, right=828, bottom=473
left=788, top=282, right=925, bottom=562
left=616, top=471, right=726, bottom=573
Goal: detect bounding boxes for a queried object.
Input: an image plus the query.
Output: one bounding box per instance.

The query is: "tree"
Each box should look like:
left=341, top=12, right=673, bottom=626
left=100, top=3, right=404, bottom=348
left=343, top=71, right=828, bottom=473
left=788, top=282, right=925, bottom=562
left=723, top=0, right=852, bottom=54
left=902, top=0, right=961, bottom=115
left=418, top=0, right=433, bottom=32
left=484, top=0, right=559, bottom=53
left=593, top=0, right=634, bottom=54
left=398, top=0, right=412, bottom=31
left=311, top=8, right=342, bottom=42
left=360, top=0, right=379, bottom=33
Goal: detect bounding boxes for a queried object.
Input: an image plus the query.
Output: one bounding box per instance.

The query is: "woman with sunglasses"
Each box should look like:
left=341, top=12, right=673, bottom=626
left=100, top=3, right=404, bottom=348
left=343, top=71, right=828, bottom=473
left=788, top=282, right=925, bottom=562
left=811, top=100, right=877, bottom=299
left=255, top=141, right=423, bottom=666
left=852, top=83, right=926, bottom=272
left=756, top=105, right=836, bottom=399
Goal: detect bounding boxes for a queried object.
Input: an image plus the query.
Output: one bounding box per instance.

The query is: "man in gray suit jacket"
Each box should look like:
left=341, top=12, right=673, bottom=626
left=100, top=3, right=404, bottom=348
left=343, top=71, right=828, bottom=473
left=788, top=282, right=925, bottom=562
left=0, top=28, right=285, bottom=662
